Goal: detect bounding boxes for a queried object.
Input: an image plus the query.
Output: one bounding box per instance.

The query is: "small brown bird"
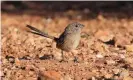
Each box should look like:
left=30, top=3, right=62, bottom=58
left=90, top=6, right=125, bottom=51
left=26, top=22, right=84, bottom=62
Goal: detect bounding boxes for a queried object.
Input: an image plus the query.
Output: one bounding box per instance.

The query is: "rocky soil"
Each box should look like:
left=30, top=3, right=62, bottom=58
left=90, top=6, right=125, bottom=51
left=1, top=2, right=133, bottom=80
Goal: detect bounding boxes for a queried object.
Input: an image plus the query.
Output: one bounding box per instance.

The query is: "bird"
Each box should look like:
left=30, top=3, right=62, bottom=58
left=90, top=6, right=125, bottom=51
left=26, top=22, right=84, bottom=62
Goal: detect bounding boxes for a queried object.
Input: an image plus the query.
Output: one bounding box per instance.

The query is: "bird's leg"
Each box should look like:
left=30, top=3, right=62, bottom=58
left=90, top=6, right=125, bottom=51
left=61, top=50, right=64, bottom=60
left=71, top=51, right=79, bottom=63
left=59, top=50, right=65, bottom=62
left=73, top=56, right=78, bottom=63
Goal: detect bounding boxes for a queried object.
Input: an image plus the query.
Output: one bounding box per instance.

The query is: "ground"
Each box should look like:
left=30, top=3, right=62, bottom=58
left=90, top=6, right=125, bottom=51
left=1, top=2, right=133, bottom=80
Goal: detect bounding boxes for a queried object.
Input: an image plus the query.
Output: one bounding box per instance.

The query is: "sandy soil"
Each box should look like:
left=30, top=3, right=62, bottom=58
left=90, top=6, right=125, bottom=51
left=1, top=2, right=133, bottom=80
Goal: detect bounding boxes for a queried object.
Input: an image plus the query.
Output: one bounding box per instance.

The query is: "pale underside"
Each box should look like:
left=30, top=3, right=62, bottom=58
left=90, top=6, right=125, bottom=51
left=56, top=32, right=80, bottom=52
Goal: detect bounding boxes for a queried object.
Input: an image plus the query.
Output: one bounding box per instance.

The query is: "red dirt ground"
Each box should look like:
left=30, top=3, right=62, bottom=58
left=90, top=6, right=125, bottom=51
left=1, top=2, right=133, bottom=80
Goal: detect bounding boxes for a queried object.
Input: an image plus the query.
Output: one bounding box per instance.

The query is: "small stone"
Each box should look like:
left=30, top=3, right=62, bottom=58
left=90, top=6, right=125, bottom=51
left=125, top=45, right=133, bottom=52
left=51, top=42, right=56, bottom=49
left=17, top=40, right=21, bottom=44
left=93, top=42, right=107, bottom=55
left=46, top=38, right=53, bottom=43
left=104, top=73, right=113, bottom=79
left=71, top=50, right=78, bottom=55
left=2, top=58, right=8, bottom=64
left=92, top=70, right=98, bottom=73
left=2, top=37, right=7, bottom=44
left=119, top=54, right=125, bottom=59
left=11, top=66, right=17, bottom=69
left=91, top=77, right=96, bottom=80
left=4, top=68, right=8, bottom=72
left=120, top=69, right=133, bottom=80
left=125, top=58, right=133, bottom=63
left=130, top=64, right=133, bottom=68
left=113, top=69, right=120, bottom=74
left=96, top=54, right=104, bottom=58
left=97, top=15, right=105, bottom=21
left=38, top=53, right=44, bottom=58
left=112, top=52, right=118, bottom=56
left=53, top=52, right=62, bottom=61
left=120, top=69, right=129, bottom=78
left=82, top=78, right=87, bottom=80
left=39, top=70, right=62, bottom=80
left=15, top=58, right=21, bottom=65
left=27, top=38, right=35, bottom=45
left=29, top=54, right=34, bottom=58
left=6, top=70, right=11, bottom=78
left=95, top=30, right=114, bottom=42
left=123, top=76, right=133, bottom=80
left=14, top=28, right=18, bottom=32
left=46, top=18, right=52, bottom=23
left=18, top=75, right=24, bottom=79
left=115, top=34, right=130, bottom=47
left=8, top=57, right=15, bottom=63
left=63, top=74, right=73, bottom=80
left=1, top=71, right=5, bottom=77
left=29, top=71, right=34, bottom=76
left=106, top=60, right=115, bottom=65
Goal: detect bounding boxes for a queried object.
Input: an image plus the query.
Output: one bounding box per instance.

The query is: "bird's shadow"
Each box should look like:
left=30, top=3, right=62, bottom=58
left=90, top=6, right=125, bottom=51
left=19, top=54, right=54, bottom=60
left=39, top=54, right=54, bottom=60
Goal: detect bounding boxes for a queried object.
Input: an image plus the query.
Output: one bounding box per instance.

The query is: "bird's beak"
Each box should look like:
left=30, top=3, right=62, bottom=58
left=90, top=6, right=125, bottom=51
left=81, top=24, right=85, bottom=28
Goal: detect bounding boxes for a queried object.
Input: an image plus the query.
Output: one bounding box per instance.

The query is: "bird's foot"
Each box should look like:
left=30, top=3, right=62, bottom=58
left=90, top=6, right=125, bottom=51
left=73, top=56, right=79, bottom=63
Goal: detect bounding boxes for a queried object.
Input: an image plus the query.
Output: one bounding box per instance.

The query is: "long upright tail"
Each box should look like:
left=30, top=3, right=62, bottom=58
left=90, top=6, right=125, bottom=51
left=26, top=25, right=58, bottom=41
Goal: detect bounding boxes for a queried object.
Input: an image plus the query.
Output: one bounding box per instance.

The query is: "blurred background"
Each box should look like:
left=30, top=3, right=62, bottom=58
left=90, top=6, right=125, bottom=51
left=2, top=1, right=133, bottom=18
left=1, top=1, right=133, bottom=80
left=1, top=1, right=133, bottom=33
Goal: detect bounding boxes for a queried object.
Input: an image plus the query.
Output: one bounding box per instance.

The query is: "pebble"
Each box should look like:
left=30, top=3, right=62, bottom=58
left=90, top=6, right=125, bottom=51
left=39, top=70, right=62, bottom=80
left=62, top=74, right=73, bottom=80
left=46, top=18, right=52, bottom=23
left=14, top=28, right=18, bottom=32
left=8, top=57, right=15, bottom=63
left=113, top=69, right=120, bottom=74
left=96, top=54, right=104, bottom=58
left=29, top=71, right=34, bottom=76
left=125, top=45, right=133, bottom=52
left=91, top=77, right=96, bottom=80
left=53, top=52, right=62, bottom=61
left=2, top=58, right=8, bottom=64
left=119, top=54, right=125, bottom=59
left=120, top=69, right=129, bottom=78
left=95, top=30, right=114, bottom=42
left=104, top=73, right=113, bottom=79
left=106, top=60, right=115, bottom=65
left=38, top=53, right=44, bottom=58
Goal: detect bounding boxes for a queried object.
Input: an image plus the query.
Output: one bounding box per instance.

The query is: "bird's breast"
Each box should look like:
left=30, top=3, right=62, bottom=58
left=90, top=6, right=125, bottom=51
left=56, top=33, right=80, bottom=52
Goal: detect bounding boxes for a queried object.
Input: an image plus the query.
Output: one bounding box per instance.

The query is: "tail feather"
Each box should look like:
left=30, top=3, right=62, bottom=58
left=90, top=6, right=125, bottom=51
left=26, top=25, right=57, bottom=41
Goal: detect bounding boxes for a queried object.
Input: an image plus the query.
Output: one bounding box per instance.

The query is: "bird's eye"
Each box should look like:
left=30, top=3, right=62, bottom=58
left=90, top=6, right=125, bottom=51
left=75, top=25, right=78, bottom=27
